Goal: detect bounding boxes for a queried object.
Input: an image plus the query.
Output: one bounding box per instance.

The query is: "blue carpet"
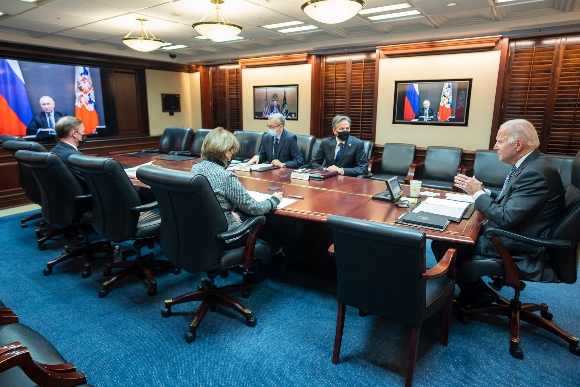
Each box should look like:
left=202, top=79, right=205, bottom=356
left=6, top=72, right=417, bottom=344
left=0, top=211, right=578, bottom=386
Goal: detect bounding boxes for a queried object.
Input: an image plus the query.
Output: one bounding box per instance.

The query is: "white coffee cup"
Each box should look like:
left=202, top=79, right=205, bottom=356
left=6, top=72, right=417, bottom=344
left=409, top=180, right=422, bottom=197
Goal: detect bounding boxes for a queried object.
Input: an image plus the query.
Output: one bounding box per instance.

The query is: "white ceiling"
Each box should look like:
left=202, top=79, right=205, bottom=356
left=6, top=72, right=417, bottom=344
left=0, top=0, right=579, bottom=65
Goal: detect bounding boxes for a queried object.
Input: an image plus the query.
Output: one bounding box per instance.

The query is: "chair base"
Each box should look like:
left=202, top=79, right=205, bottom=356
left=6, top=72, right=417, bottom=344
left=20, top=211, right=42, bottom=228
left=161, top=277, right=256, bottom=343
left=43, top=238, right=112, bottom=279
left=99, top=253, right=180, bottom=298
left=458, top=295, right=580, bottom=359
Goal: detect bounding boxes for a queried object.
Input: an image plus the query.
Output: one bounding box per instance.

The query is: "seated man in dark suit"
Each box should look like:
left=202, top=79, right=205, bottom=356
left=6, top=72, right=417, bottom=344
left=51, top=116, right=88, bottom=191
left=310, top=115, right=368, bottom=177
left=431, top=119, right=565, bottom=307
left=247, top=113, right=304, bottom=169
left=416, top=100, right=434, bottom=122
left=26, top=96, right=67, bottom=136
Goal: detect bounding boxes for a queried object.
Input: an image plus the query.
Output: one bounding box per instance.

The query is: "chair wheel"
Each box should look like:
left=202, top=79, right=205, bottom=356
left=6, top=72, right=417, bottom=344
left=43, top=267, right=52, bottom=276
left=241, top=290, right=251, bottom=298
left=98, top=289, right=108, bottom=298
left=569, top=343, right=580, bottom=355
left=161, top=308, right=171, bottom=317
left=185, top=331, right=196, bottom=343
left=173, top=268, right=181, bottom=275
left=510, top=347, right=524, bottom=360
left=246, top=316, right=257, bottom=327
left=38, top=244, right=47, bottom=251
left=21, top=222, right=27, bottom=228
left=148, top=287, right=157, bottom=296
left=81, top=270, right=91, bottom=278
left=540, top=310, right=553, bottom=320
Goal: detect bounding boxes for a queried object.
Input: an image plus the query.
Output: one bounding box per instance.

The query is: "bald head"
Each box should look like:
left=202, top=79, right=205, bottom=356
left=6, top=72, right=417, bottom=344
left=39, top=96, right=55, bottom=114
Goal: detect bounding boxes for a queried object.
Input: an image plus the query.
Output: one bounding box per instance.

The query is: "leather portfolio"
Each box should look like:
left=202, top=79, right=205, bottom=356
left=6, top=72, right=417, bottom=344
left=395, top=211, right=450, bottom=231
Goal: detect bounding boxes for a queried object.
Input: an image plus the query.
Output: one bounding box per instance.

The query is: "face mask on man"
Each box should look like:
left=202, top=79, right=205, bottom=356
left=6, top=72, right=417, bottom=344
left=268, top=129, right=278, bottom=137
left=337, top=131, right=350, bottom=142
left=76, top=131, right=87, bottom=146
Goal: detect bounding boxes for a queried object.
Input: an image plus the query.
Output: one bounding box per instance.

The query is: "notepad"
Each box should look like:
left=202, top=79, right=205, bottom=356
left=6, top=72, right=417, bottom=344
left=247, top=191, right=296, bottom=209
left=412, top=197, right=471, bottom=222
left=123, top=161, right=155, bottom=179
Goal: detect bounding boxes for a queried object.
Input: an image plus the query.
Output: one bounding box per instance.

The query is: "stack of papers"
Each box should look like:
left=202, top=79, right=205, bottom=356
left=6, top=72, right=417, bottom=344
left=412, top=197, right=471, bottom=222
left=445, top=193, right=474, bottom=203
left=247, top=191, right=296, bottom=209
left=123, top=161, right=155, bottom=179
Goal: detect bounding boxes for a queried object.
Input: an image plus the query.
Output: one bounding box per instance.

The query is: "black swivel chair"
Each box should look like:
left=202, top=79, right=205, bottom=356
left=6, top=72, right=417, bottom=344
left=547, top=154, right=574, bottom=188
left=136, top=166, right=273, bottom=343
left=232, top=131, right=265, bottom=161
left=189, top=129, right=211, bottom=157
left=310, top=139, right=322, bottom=166
left=295, top=134, right=315, bottom=166
left=459, top=151, right=580, bottom=359
left=0, top=135, right=25, bottom=144
left=68, top=155, right=179, bottom=297
left=144, top=127, right=194, bottom=154
left=361, top=140, right=375, bottom=174
left=14, top=150, right=111, bottom=278
left=417, top=146, right=464, bottom=191
left=369, top=143, right=416, bottom=184
left=472, top=150, right=512, bottom=192
left=327, top=215, right=456, bottom=387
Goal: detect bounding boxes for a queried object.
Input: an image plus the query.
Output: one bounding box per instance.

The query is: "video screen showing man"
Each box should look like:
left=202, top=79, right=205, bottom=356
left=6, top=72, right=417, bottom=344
left=26, top=96, right=66, bottom=137
left=416, top=100, right=435, bottom=121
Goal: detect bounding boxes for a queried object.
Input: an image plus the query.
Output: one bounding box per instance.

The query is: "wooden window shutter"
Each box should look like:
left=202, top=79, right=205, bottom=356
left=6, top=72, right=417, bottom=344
left=210, top=66, right=242, bottom=132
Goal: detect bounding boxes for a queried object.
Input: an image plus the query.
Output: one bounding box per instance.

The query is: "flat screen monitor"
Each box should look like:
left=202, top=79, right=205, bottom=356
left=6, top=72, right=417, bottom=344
left=386, top=176, right=403, bottom=202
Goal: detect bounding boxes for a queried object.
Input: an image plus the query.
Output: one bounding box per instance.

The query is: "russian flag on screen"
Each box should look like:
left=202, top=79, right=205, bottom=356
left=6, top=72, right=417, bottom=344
left=75, top=66, right=99, bottom=135
left=403, top=83, right=419, bottom=121
left=0, top=59, right=33, bottom=136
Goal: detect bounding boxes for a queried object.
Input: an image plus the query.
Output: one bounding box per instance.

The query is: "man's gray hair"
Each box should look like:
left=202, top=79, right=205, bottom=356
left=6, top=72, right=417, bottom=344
left=55, top=116, right=83, bottom=139
left=500, top=119, right=540, bottom=148
left=268, top=113, right=286, bottom=127
left=332, top=115, right=351, bottom=129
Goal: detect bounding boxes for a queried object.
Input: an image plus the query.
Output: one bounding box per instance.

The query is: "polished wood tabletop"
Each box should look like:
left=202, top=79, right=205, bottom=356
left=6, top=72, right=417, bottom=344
left=114, top=153, right=483, bottom=244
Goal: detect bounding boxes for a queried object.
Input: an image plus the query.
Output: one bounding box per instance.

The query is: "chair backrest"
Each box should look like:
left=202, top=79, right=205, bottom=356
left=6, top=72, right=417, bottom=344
left=295, top=134, right=316, bottom=166
left=311, top=139, right=322, bottom=166
left=0, top=135, right=26, bottom=144
left=14, top=150, right=85, bottom=228
left=473, top=150, right=512, bottom=191
left=137, top=166, right=228, bottom=273
left=232, top=131, right=264, bottom=161
left=68, top=155, right=142, bottom=241
left=380, top=143, right=416, bottom=176
left=572, top=150, right=580, bottom=189
left=362, top=140, right=374, bottom=161
left=190, top=129, right=211, bottom=157
left=423, top=146, right=463, bottom=181
left=327, top=215, right=428, bottom=327
left=547, top=154, right=574, bottom=189
left=3, top=140, right=47, bottom=204
left=158, top=127, right=194, bottom=154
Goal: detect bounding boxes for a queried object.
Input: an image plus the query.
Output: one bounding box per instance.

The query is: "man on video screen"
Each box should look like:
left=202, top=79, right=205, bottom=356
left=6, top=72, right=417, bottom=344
left=26, top=96, right=66, bottom=136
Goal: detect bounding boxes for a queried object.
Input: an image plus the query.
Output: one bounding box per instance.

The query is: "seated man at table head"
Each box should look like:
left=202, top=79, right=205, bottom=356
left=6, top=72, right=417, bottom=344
left=416, top=100, right=434, bottom=122
left=310, top=115, right=368, bottom=176
left=431, top=118, right=565, bottom=308
left=26, top=96, right=67, bottom=136
left=247, top=113, right=304, bottom=168
left=191, top=127, right=283, bottom=241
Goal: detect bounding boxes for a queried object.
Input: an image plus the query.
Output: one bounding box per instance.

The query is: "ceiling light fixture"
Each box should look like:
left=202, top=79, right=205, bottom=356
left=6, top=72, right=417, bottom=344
left=302, top=0, right=365, bottom=24
left=368, top=9, right=421, bottom=21
left=278, top=25, right=318, bottom=34
left=358, top=3, right=410, bottom=15
left=122, top=18, right=165, bottom=52
left=193, top=0, right=243, bottom=41
left=262, top=21, right=303, bottom=29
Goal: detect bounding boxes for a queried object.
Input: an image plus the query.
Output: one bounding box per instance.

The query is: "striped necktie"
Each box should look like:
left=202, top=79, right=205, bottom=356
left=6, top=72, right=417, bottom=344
left=273, top=138, right=279, bottom=158
left=499, top=165, right=517, bottom=197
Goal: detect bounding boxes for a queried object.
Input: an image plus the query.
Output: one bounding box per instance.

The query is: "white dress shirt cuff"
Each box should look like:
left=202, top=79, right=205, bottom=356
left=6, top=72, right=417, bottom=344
left=472, top=190, right=488, bottom=201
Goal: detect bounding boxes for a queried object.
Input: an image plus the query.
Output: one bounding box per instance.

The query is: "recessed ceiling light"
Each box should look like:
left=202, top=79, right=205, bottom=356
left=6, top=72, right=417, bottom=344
left=278, top=25, right=318, bottom=34
left=20, top=0, right=37, bottom=2
left=368, top=10, right=421, bottom=21
left=211, top=36, right=244, bottom=43
left=170, top=12, right=181, bottom=16
left=0, top=12, right=4, bottom=16
left=447, top=2, right=457, bottom=6
left=162, top=44, right=188, bottom=50
left=262, top=21, right=303, bottom=29
left=195, top=36, right=209, bottom=40
left=359, top=3, right=411, bottom=15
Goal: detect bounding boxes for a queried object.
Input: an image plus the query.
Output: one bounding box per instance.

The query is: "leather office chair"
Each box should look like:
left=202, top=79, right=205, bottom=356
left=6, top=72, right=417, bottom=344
left=189, top=129, right=211, bottom=157
left=0, top=302, right=91, bottom=387
left=295, top=134, right=315, bottom=166
left=68, top=155, right=179, bottom=297
left=369, top=143, right=416, bottom=184
left=310, top=139, right=322, bottom=167
left=362, top=140, right=374, bottom=174
left=14, top=150, right=111, bottom=278
left=232, top=130, right=264, bottom=161
left=144, top=127, right=194, bottom=154
left=547, top=154, right=574, bottom=188
left=2, top=140, right=48, bottom=230
left=136, top=166, right=273, bottom=343
left=472, top=150, right=512, bottom=192
left=417, top=146, right=463, bottom=191
left=0, top=135, right=25, bottom=144
left=327, top=215, right=456, bottom=387
left=458, top=151, right=580, bottom=359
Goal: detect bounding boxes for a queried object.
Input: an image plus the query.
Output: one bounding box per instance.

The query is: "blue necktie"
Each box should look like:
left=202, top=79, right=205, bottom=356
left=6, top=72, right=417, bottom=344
left=499, top=165, right=517, bottom=197
left=48, top=114, right=55, bottom=129
left=335, top=143, right=344, bottom=165
left=273, top=138, right=279, bottom=159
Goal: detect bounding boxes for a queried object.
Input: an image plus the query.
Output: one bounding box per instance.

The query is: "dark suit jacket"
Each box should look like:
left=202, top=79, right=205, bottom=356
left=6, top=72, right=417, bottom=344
left=26, top=111, right=66, bottom=136
left=310, top=135, right=368, bottom=177
left=257, top=129, right=304, bottom=169
left=51, top=141, right=88, bottom=191
left=474, top=149, right=565, bottom=280
left=416, top=107, right=435, bottom=121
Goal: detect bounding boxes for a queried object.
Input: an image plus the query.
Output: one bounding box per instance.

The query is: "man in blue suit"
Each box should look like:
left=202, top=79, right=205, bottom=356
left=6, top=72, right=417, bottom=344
left=51, top=116, right=88, bottom=190
left=248, top=113, right=304, bottom=169
left=310, top=115, right=368, bottom=177
left=26, top=96, right=67, bottom=136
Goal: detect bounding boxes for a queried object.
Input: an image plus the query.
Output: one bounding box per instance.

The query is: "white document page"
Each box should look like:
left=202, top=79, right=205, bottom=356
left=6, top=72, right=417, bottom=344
left=247, top=191, right=296, bottom=209
left=250, top=163, right=274, bottom=171
left=445, top=193, right=475, bottom=203
left=411, top=197, right=469, bottom=219
left=124, top=161, right=155, bottom=179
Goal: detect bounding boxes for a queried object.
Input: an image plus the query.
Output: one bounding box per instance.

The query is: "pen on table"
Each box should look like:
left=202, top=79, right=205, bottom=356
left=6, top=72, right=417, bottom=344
left=287, top=195, right=304, bottom=200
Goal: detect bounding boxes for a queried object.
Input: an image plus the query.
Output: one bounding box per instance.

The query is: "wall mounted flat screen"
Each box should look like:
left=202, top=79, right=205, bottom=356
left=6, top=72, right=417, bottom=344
left=253, top=85, right=298, bottom=120
left=393, top=79, right=472, bottom=126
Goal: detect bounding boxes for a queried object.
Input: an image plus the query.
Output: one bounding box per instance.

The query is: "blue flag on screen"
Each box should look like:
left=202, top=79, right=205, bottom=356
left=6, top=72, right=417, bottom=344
left=0, top=59, right=33, bottom=136
left=403, top=83, right=419, bottom=121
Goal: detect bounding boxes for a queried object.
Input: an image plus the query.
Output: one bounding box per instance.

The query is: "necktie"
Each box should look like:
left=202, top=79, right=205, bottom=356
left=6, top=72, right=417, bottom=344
left=273, top=138, right=279, bottom=159
left=335, top=143, right=344, bottom=165
left=499, top=165, right=517, bottom=197
left=48, top=114, right=55, bottom=129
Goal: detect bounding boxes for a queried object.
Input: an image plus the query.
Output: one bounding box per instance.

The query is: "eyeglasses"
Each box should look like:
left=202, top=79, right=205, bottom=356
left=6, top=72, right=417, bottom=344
left=266, top=124, right=280, bottom=130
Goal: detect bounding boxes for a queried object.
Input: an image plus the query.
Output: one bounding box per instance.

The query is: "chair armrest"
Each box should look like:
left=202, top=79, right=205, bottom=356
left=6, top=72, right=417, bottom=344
left=74, top=194, right=91, bottom=203
left=217, top=216, right=267, bottom=270
left=412, top=161, right=424, bottom=181
left=131, top=201, right=158, bottom=213
left=484, top=228, right=570, bottom=249
left=216, top=215, right=266, bottom=241
left=404, top=162, right=418, bottom=184
left=0, top=308, right=19, bottom=325
left=423, top=248, right=456, bottom=280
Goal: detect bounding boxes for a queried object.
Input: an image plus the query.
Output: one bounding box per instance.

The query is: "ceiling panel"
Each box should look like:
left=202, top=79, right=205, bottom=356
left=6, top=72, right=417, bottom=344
left=0, top=0, right=37, bottom=15
left=0, top=16, right=68, bottom=34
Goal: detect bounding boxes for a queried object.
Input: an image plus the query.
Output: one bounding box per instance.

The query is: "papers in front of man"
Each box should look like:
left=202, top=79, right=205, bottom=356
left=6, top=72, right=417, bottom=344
left=123, top=161, right=155, bottom=179
left=247, top=191, right=297, bottom=209
left=231, top=163, right=276, bottom=172
left=445, top=192, right=475, bottom=203
left=412, top=197, right=471, bottom=222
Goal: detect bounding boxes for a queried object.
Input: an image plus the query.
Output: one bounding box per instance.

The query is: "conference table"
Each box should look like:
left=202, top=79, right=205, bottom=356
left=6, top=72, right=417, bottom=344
left=115, top=153, right=484, bottom=246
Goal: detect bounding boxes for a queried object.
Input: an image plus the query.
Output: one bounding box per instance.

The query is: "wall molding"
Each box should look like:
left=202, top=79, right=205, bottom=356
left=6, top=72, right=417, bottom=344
left=377, top=36, right=502, bottom=58
left=238, top=54, right=309, bottom=68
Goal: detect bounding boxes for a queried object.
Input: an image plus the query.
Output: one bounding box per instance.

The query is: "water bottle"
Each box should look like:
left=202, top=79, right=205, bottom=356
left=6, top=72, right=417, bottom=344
left=113, top=245, right=122, bottom=263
